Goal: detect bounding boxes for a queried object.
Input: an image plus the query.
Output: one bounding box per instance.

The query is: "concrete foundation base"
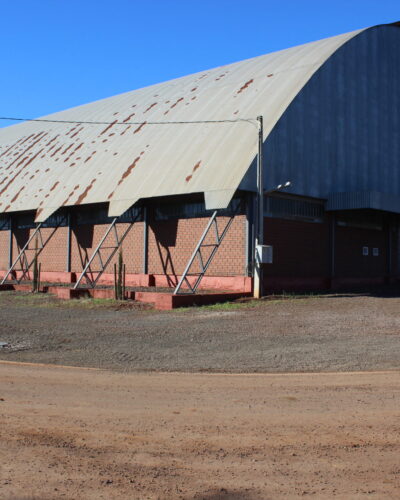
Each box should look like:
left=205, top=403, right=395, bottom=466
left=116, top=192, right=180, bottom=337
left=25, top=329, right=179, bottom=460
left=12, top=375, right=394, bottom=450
left=0, top=283, right=250, bottom=310
left=0, top=270, right=252, bottom=293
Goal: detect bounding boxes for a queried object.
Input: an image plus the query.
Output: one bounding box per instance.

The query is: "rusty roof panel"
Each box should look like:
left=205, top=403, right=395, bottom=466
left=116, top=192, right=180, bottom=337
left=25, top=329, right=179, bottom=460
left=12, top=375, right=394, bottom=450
left=0, top=27, right=368, bottom=221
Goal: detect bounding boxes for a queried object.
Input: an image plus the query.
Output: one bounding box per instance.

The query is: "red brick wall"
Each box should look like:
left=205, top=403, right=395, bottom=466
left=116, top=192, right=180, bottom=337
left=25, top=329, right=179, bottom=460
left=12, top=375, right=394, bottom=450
left=0, top=231, right=9, bottom=269
left=147, top=214, right=247, bottom=277
left=11, top=227, right=68, bottom=273
left=1, top=215, right=246, bottom=278
left=70, top=223, right=143, bottom=274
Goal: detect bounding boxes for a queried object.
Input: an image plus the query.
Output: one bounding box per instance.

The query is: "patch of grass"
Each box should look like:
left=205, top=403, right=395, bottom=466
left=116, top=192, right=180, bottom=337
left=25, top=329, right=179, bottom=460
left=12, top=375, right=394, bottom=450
left=173, top=291, right=326, bottom=313
left=0, top=291, right=152, bottom=311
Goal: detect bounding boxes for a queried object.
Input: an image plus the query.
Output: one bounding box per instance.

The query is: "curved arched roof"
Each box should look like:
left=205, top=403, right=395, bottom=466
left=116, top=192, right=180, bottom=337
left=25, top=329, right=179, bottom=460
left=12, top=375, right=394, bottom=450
left=0, top=24, right=386, bottom=222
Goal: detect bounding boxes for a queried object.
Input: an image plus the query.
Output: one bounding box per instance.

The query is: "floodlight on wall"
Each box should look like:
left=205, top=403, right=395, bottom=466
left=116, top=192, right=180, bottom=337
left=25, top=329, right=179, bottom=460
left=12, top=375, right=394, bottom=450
left=264, top=181, right=292, bottom=194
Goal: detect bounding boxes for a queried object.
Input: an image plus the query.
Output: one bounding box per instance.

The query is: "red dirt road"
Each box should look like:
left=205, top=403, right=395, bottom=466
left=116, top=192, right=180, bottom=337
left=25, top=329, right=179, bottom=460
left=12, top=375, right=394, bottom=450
left=1, top=363, right=400, bottom=499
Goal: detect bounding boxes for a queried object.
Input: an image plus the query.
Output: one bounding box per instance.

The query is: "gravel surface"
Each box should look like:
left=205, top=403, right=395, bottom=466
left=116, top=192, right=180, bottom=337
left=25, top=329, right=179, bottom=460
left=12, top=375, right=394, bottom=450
left=1, top=290, right=400, bottom=372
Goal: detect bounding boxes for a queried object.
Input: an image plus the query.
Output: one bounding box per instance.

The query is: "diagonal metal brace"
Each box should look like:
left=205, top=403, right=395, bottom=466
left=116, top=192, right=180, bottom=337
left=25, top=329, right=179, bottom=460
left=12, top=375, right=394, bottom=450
left=173, top=209, right=237, bottom=295
left=1, top=216, right=67, bottom=285
left=74, top=211, right=141, bottom=289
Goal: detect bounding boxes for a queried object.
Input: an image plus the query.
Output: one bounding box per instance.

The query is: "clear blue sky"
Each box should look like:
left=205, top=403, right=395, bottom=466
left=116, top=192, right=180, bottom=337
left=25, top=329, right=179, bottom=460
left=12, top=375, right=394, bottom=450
left=0, top=0, right=398, bottom=128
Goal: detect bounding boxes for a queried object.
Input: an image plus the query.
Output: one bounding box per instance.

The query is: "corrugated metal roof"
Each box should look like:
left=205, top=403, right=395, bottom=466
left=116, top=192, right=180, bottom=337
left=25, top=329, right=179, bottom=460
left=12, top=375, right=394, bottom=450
left=0, top=26, right=367, bottom=222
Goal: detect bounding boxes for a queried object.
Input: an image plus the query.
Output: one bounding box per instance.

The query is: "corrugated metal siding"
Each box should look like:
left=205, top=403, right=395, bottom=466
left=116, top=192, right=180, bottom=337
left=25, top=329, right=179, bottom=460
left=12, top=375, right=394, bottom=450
left=0, top=28, right=363, bottom=221
left=254, top=25, right=400, bottom=212
left=327, top=191, right=400, bottom=213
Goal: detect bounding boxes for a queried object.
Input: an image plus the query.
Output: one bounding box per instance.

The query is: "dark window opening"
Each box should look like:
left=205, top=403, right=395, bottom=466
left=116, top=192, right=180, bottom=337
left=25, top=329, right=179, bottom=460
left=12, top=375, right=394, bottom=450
left=154, top=197, right=244, bottom=221
left=0, top=215, right=10, bottom=231
left=264, top=195, right=325, bottom=223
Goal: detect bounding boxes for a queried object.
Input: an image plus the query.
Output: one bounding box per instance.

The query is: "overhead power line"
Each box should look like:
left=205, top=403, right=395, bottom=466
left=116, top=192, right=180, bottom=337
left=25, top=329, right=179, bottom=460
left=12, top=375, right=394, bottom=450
left=0, top=116, right=257, bottom=126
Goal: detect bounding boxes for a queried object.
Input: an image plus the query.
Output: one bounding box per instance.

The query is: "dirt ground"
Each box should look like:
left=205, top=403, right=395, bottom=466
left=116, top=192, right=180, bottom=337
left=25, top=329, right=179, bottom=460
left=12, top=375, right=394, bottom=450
left=1, top=363, right=399, bottom=499
left=1, top=290, right=400, bottom=499
left=1, top=291, right=400, bottom=372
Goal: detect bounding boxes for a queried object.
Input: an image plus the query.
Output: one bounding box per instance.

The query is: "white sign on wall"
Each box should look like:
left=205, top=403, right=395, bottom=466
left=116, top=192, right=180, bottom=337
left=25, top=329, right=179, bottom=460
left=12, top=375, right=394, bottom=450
left=256, top=245, right=273, bottom=264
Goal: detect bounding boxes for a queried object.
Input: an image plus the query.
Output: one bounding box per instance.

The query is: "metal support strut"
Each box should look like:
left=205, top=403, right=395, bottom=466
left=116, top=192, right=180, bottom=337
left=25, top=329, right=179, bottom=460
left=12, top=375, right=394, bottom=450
left=1, top=216, right=67, bottom=285
left=174, top=210, right=236, bottom=295
left=74, top=212, right=140, bottom=289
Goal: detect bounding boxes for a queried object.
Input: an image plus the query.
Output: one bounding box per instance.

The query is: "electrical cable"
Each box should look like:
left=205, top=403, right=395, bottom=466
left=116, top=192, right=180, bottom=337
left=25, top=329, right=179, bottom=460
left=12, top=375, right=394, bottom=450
left=0, top=116, right=257, bottom=126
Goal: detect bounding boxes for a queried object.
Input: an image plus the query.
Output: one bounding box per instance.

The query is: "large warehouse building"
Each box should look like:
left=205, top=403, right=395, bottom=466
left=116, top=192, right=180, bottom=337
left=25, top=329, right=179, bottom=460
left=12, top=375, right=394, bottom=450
left=0, top=21, right=399, bottom=295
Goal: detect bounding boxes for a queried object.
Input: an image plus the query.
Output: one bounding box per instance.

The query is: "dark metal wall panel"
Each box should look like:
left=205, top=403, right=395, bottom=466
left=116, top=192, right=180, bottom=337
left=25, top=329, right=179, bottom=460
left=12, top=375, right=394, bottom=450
left=256, top=25, right=400, bottom=208
left=327, top=191, right=400, bottom=213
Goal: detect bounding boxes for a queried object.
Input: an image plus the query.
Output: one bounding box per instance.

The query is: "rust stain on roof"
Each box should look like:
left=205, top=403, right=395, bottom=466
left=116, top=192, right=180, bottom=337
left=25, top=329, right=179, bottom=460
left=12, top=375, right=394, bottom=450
left=50, top=146, right=63, bottom=158
left=170, top=97, right=184, bottom=109
left=117, top=156, right=141, bottom=187
left=10, top=185, right=25, bottom=203
left=72, top=142, right=84, bottom=154
left=144, top=102, right=158, bottom=113
left=85, top=151, right=97, bottom=162
left=0, top=175, right=9, bottom=187
left=31, top=132, right=45, bottom=141
left=64, top=143, right=83, bottom=162
left=108, top=155, right=142, bottom=200
left=0, top=149, right=44, bottom=196
left=122, top=113, right=136, bottom=123
left=99, top=119, right=118, bottom=136
left=192, top=161, right=201, bottom=172
left=60, top=143, right=75, bottom=156
left=65, top=126, right=77, bottom=136
left=0, top=138, right=26, bottom=159
left=190, top=87, right=197, bottom=92
left=45, top=136, right=59, bottom=148
left=47, top=143, right=59, bottom=153
left=76, top=178, right=97, bottom=205
left=267, top=73, right=274, bottom=77
left=185, top=160, right=202, bottom=182
left=70, top=127, right=84, bottom=139
left=237, top=79, right=254, bottom=94
left=120, top=125, right=132, bottom=136
left=19, top=134, right=35, bottom=146
left=61, top=184, right=80, bottom=206
left=133, top=122, right=147, bottom=134
left=50, top=181, right=60, bottom=192
left=5, top=132, right=48, bottom=171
